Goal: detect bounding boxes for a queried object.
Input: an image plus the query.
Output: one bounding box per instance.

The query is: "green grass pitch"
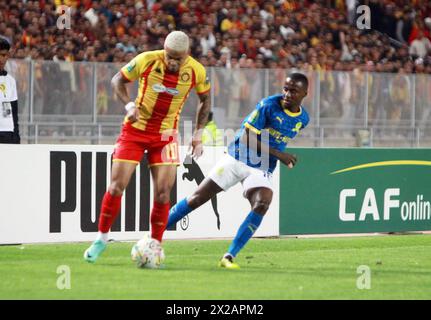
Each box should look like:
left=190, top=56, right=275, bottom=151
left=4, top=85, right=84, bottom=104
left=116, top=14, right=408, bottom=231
left=0, top=235, right=430, bottom=299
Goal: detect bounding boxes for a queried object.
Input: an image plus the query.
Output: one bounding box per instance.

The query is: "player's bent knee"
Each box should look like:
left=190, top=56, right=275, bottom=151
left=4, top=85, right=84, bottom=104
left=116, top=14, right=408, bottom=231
left=109, top=181, right=126, bottom=196
left=252, top=201, right=271, bottom=214
left=154, top=188, right=171, bottom=204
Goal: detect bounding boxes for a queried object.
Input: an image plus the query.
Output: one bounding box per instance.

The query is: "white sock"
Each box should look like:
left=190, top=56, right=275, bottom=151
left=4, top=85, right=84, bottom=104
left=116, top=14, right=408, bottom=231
left=223, top=253, right=234, bottom=260
left=96, top=232, right=109, bottom=244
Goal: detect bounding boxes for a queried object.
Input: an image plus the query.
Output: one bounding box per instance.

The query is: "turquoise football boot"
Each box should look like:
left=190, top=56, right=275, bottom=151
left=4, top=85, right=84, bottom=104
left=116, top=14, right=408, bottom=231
left=84, top=240, right=107, bottom=263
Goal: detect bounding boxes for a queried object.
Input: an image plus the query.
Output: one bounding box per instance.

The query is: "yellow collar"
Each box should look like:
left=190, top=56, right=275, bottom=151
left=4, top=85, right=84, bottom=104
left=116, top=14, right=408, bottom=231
left=284, top=106, right=302, bottom=117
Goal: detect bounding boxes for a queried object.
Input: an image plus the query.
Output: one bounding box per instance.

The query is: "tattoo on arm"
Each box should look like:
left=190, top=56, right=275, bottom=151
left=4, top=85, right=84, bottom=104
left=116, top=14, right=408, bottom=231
left=196, top=93, right=211, bottom=130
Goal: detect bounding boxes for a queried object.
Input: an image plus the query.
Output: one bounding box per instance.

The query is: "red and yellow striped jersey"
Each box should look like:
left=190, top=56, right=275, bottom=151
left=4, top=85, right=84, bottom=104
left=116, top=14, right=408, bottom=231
left=120, top=50, right=210, bottom=133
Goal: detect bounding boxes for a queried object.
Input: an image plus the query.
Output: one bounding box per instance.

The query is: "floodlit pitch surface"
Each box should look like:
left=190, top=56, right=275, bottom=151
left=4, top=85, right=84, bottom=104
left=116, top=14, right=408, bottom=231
left=0, top=235, right=430, bottom=299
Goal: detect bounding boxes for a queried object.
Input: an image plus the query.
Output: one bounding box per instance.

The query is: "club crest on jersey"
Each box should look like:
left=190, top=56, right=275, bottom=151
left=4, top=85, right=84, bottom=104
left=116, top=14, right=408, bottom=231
left=180, top=72, right=190, bottom=82
left=152, top=83, right=179, bottom=96
left=276, top=116, right=283, bottom=124
left=292, top=122, right=302, bottom=132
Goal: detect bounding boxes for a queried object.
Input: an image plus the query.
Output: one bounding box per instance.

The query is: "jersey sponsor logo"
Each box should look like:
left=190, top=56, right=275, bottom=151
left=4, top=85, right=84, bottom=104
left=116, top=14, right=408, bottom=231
left=276, top=116, right=283, bottom=124
left=152, top=83, right=179, bottom=96
left=166, top=87, right=180, bottom=95
left=268, top=127, right=290, bottom=143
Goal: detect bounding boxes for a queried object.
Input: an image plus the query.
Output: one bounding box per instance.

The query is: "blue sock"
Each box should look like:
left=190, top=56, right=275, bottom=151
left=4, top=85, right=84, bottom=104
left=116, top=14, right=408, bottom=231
left=227, top=211, right=263, bottom=258
left=167, top=198, right=193, bottom=228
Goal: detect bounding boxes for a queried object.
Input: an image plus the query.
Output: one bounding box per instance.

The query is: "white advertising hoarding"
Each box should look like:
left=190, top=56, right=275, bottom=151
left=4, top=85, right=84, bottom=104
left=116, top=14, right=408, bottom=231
left=0, top=145, right=279, bottom=244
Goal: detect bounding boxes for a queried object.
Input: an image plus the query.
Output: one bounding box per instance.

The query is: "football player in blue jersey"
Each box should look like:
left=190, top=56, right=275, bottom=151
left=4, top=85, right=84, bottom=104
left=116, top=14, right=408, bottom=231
left=166, top=73, right=309, bottom=269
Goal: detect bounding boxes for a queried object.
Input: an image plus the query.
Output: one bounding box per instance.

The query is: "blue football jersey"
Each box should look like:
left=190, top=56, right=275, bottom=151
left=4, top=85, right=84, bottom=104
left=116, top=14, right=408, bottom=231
left=227, top=94, right=309, bottom=173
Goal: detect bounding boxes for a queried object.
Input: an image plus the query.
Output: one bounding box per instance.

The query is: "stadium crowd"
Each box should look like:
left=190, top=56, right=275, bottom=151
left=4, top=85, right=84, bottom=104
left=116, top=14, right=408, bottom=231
left=0, top=0, right=430, bottom=74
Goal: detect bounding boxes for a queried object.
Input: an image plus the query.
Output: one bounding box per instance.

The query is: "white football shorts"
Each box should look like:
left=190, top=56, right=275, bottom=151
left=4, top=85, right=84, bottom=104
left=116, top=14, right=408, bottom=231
left=207, top=154, right=273, bottom=196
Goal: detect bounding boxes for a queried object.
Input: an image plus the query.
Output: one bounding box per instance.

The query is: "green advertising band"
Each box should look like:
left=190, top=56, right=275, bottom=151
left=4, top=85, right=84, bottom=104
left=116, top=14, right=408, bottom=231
left=279, top=148, right=431, bottom=235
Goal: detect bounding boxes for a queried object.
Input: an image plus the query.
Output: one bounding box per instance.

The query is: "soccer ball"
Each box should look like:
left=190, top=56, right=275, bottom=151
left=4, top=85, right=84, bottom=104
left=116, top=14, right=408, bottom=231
left=131, top=234, right=165, bottom=269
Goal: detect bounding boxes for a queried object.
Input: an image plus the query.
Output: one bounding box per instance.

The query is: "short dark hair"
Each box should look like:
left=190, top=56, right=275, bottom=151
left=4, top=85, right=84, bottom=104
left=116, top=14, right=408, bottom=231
left=0, top=36, right=11, bottom=51
left=288, top=72, right=308, bottom=89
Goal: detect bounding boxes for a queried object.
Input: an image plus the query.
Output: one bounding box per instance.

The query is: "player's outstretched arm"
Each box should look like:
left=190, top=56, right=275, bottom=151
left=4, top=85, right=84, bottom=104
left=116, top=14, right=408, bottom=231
left=242, top=128, right=297, bottom=168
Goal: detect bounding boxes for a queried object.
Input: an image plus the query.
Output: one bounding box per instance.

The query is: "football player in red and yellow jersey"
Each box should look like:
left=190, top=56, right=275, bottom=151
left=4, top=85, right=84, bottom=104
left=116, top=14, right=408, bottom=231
left=84, top=31, right=211, bottom=263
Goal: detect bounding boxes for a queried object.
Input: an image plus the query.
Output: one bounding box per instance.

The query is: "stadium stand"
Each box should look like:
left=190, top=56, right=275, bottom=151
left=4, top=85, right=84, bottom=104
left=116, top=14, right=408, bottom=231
left=1, top=0, right=430, bottom=72
left=1, top=0, right=430, bottom=146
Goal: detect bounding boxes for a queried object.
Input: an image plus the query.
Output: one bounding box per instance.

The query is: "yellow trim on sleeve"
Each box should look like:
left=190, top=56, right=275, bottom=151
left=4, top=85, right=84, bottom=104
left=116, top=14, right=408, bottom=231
left=120, top=69, right=132, bottom=82
left=244, top=122, right=261, bottom=134
left=197, top=88, right=211, bottom=95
